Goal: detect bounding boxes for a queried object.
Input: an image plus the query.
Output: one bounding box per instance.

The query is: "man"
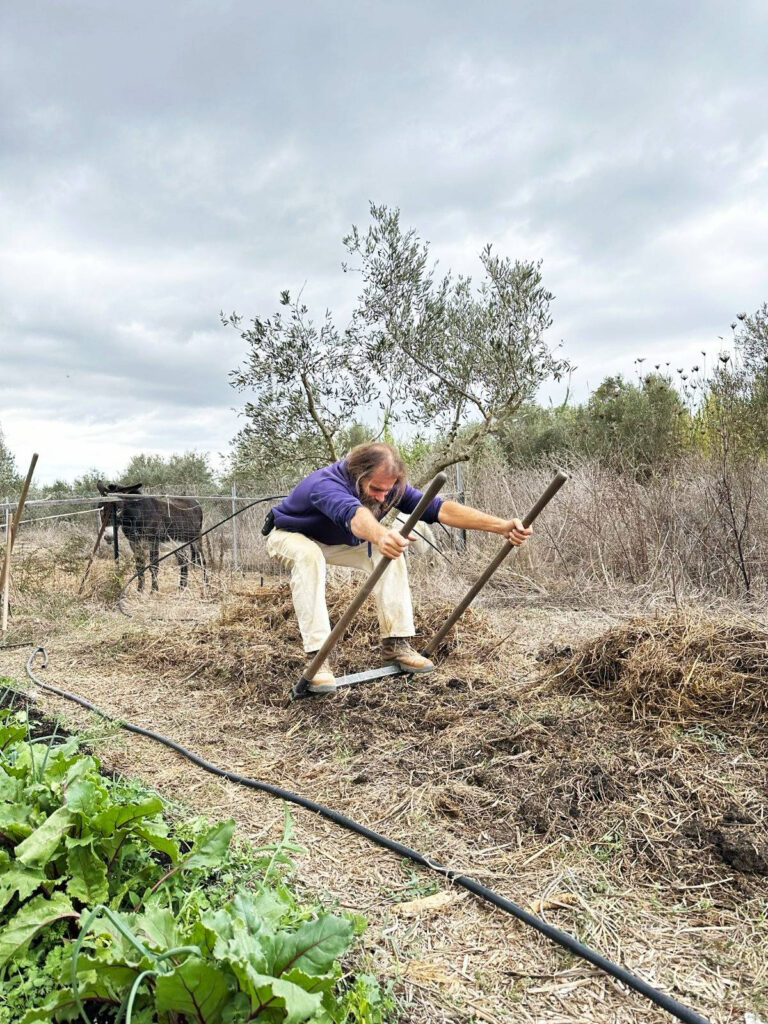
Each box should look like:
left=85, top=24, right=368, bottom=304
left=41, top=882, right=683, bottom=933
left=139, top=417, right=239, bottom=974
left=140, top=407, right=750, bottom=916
left=266, top=442, right=532, bottom=693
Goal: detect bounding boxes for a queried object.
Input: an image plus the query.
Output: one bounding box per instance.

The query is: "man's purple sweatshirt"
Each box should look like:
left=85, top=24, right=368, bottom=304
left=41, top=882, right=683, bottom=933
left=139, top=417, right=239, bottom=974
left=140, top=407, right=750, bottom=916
left=272, top=460, right=443, bottom=546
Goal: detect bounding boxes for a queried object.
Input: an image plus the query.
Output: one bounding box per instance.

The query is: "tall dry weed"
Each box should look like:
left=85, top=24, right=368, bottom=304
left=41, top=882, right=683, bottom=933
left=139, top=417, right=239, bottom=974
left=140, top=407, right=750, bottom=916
left=432, top=455, right=768, bottom=607
left=7, top=457, right=768, bottom=620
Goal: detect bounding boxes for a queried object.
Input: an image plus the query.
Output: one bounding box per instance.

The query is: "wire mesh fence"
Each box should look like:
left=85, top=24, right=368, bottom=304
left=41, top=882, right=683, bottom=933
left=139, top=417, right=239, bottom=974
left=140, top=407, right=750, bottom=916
left=6, top=455, right=768, bottom=632
left=1, top=483, right=471, bottom=626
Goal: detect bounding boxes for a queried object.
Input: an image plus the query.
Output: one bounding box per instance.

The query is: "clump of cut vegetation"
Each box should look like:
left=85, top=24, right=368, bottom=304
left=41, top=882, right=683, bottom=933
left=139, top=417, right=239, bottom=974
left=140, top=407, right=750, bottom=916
left=110, top=578, right=503, bottom=705
left=542, top=610, right=768, bottom=735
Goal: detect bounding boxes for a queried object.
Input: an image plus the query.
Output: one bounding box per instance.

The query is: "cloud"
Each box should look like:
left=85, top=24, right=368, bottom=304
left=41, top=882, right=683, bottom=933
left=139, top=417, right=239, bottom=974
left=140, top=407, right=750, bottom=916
left=1, top=1, right=767, bottom=480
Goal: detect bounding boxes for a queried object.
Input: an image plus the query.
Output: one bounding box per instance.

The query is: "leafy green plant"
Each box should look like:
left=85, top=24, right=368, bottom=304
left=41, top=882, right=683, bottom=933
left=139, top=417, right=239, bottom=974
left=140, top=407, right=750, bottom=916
left=0, top=707, right=390, bottom=1023
left=679, top=724, right=729, bottom=753
left=587, top=829, right=624, bottom=863
left=336, top=973, right=395, bottom=1023
left=386, top=860, right=440, bottom=903
left=23, top=890, right=355, bottom=1023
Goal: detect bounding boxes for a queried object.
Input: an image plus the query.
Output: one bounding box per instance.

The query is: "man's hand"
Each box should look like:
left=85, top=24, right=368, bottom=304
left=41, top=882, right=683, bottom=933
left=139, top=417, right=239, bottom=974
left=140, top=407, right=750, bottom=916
left=377, top=529, right=412, bottom=559
left=350, top=506, right=413, bottom=557
left=502, top=518, right=533, bottom=546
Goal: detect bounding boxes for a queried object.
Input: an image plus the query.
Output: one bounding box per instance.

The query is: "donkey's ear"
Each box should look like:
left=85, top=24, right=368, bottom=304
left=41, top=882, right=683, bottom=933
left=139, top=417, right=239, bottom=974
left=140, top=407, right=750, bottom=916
left=96, top=479, right=108, bottom=495
left=122, top=482, right=143, bottom=494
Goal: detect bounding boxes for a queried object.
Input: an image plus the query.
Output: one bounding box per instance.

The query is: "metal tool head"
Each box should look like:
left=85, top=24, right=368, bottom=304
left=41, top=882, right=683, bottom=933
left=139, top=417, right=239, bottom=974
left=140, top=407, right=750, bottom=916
left=334, top=663, right=408, bottom=689
left=289, top=677, right=311, bottom=701
left=289, top=663, right=409, bottom=700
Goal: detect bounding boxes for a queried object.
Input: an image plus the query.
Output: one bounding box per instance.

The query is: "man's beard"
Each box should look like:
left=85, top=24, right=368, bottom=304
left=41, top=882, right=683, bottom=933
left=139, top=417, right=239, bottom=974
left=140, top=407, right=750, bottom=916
left=360, top=492, right=386, bottom=516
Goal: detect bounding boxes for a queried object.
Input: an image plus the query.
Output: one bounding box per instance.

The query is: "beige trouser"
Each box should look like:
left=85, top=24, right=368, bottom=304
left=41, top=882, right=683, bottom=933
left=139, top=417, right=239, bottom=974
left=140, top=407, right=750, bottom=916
left=266, top=528, right=415, bottom=652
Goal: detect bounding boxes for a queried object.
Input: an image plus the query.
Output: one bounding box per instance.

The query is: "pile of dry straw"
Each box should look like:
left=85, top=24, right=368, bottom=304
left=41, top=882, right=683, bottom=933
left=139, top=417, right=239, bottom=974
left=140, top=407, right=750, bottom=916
left=544, top=611, right=768, bottom=730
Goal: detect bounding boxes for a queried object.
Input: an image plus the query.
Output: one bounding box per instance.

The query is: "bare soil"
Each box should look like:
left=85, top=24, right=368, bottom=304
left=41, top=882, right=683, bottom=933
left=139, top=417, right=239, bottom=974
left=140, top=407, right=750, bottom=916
left=1, top=559, right=767, bottom=1023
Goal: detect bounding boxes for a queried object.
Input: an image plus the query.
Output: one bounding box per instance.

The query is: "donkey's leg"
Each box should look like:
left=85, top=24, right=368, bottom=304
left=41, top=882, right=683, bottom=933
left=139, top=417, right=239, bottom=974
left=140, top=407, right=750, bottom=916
left=131, top=540, right=147, bottom=593
left=203, top=534, right=216, bottom=575
left=176, top=547, right=189, bottom=589
left=149, top=537, right=160, bottom=592
left=193, top=538, right=207, bottom=584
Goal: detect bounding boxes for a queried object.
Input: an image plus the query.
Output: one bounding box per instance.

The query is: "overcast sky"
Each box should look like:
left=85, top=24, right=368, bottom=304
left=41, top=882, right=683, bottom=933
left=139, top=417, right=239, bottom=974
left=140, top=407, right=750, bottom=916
left=1, top=1, right=766, bottom=484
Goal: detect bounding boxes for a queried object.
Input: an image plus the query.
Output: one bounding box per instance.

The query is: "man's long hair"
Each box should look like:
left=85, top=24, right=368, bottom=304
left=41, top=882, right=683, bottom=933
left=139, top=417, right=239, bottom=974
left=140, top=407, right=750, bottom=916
left=345, top=442, right=407, bottom=513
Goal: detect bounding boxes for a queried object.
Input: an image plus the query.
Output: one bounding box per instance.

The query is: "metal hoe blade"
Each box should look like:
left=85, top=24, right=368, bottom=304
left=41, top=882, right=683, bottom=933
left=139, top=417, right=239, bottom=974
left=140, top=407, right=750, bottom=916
left=335, top=664, right=408, bottom=688
left=288, top=662, right=409, bottom=701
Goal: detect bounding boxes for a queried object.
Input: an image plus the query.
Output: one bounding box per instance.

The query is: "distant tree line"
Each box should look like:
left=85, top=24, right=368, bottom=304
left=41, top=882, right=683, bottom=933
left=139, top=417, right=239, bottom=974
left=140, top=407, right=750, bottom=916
left=7, top=451, right=220, bottom=501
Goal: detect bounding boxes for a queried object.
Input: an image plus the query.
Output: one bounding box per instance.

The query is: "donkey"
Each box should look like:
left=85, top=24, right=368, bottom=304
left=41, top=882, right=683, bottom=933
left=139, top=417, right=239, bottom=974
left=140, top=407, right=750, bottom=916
left=96, top=481, right=205, bottom=592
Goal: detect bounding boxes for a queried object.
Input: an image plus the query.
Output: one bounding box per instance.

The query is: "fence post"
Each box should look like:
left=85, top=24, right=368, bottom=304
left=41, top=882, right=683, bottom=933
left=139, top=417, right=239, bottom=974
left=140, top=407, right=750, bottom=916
left=2, top=498, right=8, bottom=542
left=231, top=480, right=239, bottom=575
left=455, top=462, right=467, bottom=554
left=1, top=454, right=39, bottom=637
left=112, top=504, right=119, bottom=561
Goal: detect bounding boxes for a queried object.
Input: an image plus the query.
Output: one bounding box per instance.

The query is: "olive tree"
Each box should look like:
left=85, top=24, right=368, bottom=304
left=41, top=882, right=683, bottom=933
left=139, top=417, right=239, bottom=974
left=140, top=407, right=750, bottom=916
left=226, top=205, right=567, bottom=484
left=225, top=291, right=376, bottom=477
left=343, top=204, right=569, bottom=483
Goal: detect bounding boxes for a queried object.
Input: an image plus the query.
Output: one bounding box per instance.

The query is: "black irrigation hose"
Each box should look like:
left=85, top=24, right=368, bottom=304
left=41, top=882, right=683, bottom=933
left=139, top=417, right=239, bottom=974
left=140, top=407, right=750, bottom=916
left=409, top=525, right=452, bottom=564
left=24, top=646, right=712, bottom=1024
left=393, top=515, right=453, bottom=565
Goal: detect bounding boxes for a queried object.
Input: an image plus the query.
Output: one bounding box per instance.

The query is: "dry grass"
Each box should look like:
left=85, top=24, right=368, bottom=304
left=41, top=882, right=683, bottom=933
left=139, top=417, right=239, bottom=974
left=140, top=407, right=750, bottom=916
left=459, top=455, right=768, bottom=605
left=541, top=611, right=768, bottom=747
left=2, top=530, right=768, bottom=1021
left=109, top=577, right=502, bottom=702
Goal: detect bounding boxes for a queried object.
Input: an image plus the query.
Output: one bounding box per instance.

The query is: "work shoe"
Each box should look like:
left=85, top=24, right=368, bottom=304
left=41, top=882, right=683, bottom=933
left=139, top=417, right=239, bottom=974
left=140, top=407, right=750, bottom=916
left=381, top=638, right=435, bottom=674
left=304, top=653, right=337, bottom=694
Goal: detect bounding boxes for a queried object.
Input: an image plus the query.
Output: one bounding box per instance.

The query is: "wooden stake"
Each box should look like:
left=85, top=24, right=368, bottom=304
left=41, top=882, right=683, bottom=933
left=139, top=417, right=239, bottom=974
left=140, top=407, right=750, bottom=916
left=0, top=453, right=39, bottom=637
left=422, top=469, right=568, bottom=658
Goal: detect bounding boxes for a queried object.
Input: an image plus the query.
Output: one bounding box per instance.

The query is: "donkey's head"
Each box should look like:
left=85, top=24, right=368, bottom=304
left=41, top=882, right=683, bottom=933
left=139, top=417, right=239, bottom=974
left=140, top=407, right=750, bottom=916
left=96, top=481, right=144, bottom=531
